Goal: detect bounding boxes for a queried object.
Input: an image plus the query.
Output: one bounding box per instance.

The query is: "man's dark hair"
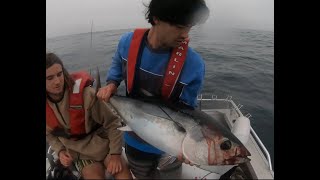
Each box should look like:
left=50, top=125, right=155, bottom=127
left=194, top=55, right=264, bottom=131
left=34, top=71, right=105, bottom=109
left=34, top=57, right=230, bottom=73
left=46, top=52, right=74, bottom=90
left=145, top=0, right=210, bottom=26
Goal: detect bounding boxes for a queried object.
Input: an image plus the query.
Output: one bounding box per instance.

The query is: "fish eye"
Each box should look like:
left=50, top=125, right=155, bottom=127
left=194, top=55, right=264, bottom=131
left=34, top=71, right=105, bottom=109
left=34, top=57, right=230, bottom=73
left=220, top=139, right=232, bottom=150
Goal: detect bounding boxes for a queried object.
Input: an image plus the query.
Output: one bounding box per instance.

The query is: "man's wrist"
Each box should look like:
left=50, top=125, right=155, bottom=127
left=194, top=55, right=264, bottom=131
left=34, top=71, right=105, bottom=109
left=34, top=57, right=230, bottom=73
left=106, top=80, right=120, bottom=87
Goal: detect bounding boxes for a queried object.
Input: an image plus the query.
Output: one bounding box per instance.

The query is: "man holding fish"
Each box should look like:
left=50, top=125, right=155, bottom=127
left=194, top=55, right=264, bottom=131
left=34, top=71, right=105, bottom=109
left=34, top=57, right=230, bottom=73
left=97, top=0, right=250, bottom=179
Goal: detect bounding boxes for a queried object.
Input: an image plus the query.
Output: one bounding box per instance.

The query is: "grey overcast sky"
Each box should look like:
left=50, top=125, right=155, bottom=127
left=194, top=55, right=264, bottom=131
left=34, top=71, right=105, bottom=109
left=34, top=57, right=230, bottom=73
left=46, top=0, right=274, bottom=38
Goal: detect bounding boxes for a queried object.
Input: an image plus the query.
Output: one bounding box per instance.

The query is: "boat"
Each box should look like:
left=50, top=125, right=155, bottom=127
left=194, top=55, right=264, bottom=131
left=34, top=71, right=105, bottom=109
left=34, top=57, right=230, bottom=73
left=46, top=94, right=274, bottom=179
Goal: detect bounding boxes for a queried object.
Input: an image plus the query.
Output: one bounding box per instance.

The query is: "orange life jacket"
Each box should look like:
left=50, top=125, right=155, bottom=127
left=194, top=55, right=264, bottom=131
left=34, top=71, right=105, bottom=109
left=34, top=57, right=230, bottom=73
left=46, top=71, right=93, bottom=136
left=127, top=28, right=189, bottom=100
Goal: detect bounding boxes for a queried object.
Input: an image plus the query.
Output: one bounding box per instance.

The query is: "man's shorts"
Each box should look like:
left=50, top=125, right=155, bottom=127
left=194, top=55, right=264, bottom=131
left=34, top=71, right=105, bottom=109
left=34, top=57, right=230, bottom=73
left=74, top=159, right=96, bottom=173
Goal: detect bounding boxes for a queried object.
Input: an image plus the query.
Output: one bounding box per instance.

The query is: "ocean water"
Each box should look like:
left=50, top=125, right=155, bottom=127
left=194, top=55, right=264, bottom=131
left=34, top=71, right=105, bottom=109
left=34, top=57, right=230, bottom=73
left=46, top=27, right=274, bottom=168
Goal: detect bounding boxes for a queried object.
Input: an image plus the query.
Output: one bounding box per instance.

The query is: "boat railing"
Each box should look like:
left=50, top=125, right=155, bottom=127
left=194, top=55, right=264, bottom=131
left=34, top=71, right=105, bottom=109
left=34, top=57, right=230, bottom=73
left=197, top=94, right=273, bottom=176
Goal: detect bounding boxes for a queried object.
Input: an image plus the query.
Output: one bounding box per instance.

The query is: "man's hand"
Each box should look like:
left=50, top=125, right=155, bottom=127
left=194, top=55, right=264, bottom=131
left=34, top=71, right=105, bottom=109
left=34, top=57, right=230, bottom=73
left=59, top=150, right=73, bottom=167
left=96, top=83, right=117, bottom=102
left=177, top=154, right=194, bottom=166
left=182, top=158, right=194, bottom=166
left=104, top=154, right=122, bottom=175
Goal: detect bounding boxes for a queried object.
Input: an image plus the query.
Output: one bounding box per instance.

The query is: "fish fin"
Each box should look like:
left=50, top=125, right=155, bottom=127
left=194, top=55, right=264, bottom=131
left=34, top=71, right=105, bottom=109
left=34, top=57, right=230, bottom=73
left=157, top=154, right=178, bottom=170
left=157, top=105, right=186, bottom=133
left=143, top=112, right=186, bottom=132
left=117, top=125, right=133, bottom=131
left=87, top=67, right=100, bottom=111
left=173, top=121, right=186, bottom=132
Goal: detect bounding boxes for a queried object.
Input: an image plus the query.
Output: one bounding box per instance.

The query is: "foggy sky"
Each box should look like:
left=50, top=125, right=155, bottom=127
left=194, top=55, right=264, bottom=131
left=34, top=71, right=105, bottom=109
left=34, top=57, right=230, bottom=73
left=46, top=0, right=274, bottom=38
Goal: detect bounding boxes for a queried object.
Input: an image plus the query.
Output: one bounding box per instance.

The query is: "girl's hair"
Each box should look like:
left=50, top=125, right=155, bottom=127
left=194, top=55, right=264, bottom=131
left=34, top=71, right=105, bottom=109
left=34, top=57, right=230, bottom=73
left=46, top=52, right=74, bottom=89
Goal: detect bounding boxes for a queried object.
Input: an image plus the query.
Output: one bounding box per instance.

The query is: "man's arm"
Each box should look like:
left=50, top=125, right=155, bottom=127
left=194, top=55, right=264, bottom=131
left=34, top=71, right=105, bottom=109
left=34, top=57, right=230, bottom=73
left=97, top=34, right=126, bottom=102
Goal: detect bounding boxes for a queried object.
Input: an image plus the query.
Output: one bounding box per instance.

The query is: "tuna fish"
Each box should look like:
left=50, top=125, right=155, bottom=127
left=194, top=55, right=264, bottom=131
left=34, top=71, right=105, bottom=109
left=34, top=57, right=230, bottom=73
left=92, top=66, right=250, bottom=167
left=108, top=95, right=251, bottom=166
